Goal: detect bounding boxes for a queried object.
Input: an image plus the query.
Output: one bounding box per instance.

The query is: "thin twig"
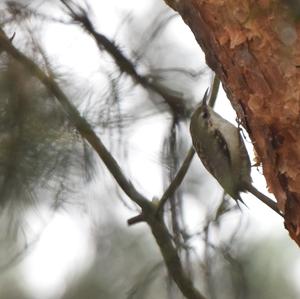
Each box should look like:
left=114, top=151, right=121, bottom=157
left=208, top=74, right=220, bottom=108
left=127, top=214, right=145, bottom=226
left=157, top=147, right=195, bottom=215
left=246, top=184, right=283, bottom=217
left=168, top=121, right=181, bottom=249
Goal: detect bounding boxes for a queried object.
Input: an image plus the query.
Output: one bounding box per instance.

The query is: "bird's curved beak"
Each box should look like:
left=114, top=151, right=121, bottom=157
left=201, top=88, right=209, bottom=107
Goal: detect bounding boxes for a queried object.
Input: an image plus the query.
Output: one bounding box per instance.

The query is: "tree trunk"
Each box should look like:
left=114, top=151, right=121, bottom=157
left=164, top=0, right=300, bottom=246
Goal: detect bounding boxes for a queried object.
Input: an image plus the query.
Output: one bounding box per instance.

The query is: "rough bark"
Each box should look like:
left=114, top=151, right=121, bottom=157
left=164, top=0, right=300, bottom=245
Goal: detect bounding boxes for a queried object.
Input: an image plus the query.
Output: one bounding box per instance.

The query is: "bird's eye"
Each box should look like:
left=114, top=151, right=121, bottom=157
left=201, top=110, right=209, bottom=119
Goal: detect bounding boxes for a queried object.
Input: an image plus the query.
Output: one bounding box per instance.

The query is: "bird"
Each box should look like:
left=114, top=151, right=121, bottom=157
left=190, top=90, right=282, bottom=216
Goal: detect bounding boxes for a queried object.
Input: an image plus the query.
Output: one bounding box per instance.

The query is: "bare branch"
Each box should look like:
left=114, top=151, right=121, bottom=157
left=147, top=215, right=206, bottom=299
left=0, top=27, right=150, bottom=210
left=0, top=28, right=206, bottom=299
left=157, top=147, right=195, bottom=215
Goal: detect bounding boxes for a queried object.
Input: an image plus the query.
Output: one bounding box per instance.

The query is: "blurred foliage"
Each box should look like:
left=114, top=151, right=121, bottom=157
left=62, top=224, right=167, bottom=299
left=0, top=220, right=298, bottom=299
left=201, top=235, right=299, bottom=299
left=0, top=58, right=77, bottom=206
left=0, top=1, right=298, bottom=299
left=60, top=229, right=299, bottom=299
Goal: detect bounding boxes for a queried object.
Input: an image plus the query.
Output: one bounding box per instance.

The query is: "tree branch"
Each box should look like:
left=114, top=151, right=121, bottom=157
left=147, top=215, right=206, bottom=299
left=0, top=28, right=151, bottom=210
left=0, top=28, right=206, bottom=299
